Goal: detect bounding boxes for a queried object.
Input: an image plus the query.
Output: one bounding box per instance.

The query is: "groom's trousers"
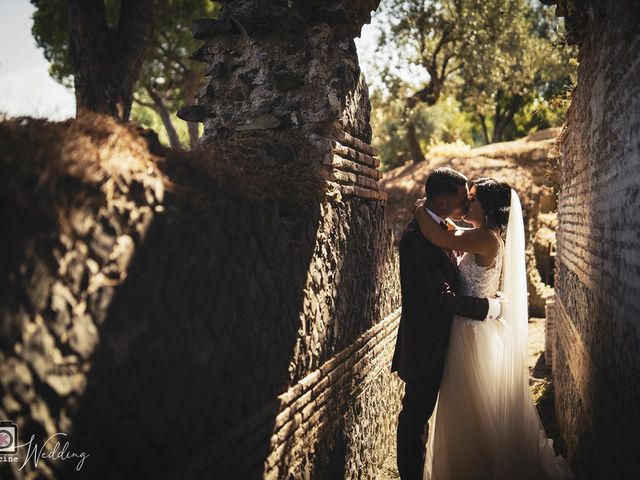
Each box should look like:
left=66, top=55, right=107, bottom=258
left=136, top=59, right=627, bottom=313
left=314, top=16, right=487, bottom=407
left=396, top=373, right=442, bottom=480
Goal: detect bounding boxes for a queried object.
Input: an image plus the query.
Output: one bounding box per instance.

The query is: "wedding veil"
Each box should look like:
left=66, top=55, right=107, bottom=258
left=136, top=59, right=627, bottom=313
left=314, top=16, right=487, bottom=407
left=495, top=189, right=560, bottom=479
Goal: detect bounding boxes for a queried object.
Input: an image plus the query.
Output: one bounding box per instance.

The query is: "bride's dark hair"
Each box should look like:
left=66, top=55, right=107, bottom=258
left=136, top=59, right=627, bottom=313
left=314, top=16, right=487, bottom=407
left=472, top=177, right=512, bottom=229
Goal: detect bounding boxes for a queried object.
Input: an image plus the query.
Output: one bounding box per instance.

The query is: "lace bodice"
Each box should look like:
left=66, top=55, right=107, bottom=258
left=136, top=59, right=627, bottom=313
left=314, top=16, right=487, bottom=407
left=458, top=234, right=504, bottom=298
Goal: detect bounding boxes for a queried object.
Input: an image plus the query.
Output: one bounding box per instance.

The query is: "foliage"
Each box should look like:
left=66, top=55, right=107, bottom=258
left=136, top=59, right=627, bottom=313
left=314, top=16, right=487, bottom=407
left=371, top=89, right=475, bottom=171
left=376, top=0, right=463, bottom=105
left=132, top=0, right=219, bottom=147
left=131, top=102, right=200, bottom=148
left=373, top=0, right=577, bottom=156
left=455, top=0, right=576, bottom=142
left=31, top=0, right=220, bottom=146
left=32, top=0, right=74, bottom=88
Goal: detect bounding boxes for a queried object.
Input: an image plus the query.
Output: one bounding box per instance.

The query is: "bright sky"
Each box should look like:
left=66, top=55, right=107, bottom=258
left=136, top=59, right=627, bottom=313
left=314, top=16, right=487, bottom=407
left=0, top=0, right=75, bottom=119
left=0, top=1, right=422, bottom=121
left=355, top=16, right=430, bottom=97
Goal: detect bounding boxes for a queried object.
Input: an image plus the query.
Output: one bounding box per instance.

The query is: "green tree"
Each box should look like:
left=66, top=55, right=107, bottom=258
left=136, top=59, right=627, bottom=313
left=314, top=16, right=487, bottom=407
left=31, top=0, right=219, bottom=147
left=376, top=0, right=576, bottom=148
left=379, top=0, right=463, bottom=107
left=376, top=0, right=465, bottom=162
left=40, top=0, right=154, bottom=120
left=130, top=0, right=219, bottom=148
left=371, top=86, right=474, bottom=171
left=455, top=0, right=575, bottom=143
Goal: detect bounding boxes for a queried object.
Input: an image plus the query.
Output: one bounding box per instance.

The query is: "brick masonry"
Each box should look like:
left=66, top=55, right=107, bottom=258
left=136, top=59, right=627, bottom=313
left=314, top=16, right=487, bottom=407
left=546, top=1, right=640, bottom=478
left=0, top=2, right=406, bottom=472
left=0, top=118, right=402, bottom=479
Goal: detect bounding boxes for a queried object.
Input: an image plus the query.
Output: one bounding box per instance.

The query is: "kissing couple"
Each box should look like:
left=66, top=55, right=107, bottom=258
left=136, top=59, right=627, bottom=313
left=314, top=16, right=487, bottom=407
left=391, top=167, right=572, bottom=480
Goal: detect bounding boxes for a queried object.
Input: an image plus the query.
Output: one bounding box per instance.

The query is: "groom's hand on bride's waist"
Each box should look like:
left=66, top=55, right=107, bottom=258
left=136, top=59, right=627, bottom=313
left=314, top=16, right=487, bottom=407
left=485, top=292, right=507, bottom=322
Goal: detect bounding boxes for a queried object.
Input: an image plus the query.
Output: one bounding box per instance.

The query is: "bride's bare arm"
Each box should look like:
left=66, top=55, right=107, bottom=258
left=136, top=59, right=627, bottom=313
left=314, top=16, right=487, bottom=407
left=415, top=206, right=498, bottom=256
left=413, top=205, right=445, bottom=242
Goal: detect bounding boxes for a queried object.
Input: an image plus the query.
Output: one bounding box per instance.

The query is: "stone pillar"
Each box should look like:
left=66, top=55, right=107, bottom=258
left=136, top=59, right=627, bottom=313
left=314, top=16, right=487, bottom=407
left=178, top=0, right=386, bottom=202
left=544, top=295, right=556, bottom=368
left=172, top=2, right=402, bottom=478
left=181, top=1, right=377, bottom=137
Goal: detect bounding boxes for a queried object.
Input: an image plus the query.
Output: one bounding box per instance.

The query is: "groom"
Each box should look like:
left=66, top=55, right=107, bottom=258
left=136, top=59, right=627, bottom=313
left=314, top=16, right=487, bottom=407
left=391, top=167, right=502, bottom=480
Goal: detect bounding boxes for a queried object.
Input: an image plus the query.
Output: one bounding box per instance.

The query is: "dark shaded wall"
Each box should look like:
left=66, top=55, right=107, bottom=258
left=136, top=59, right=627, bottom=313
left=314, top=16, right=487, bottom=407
left=1, top=1, right=404, bottom=479
left=0, top=117, right=401, bottom=480
left=546, top=1, right=640, bottom=478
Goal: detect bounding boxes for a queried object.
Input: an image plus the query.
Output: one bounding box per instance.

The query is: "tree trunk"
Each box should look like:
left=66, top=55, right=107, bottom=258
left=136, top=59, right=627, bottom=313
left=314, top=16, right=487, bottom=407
left=492, top=94, right=522, bottom=143
left=406, top=121, right=426, bottom=163
left=409, top=76, right=444, bottom=109
left=68, top=0, right=152, bottom=121
left=479, top=114, right=491, bottom=144
left=187, top=123, right=199, bottom=149
left=146, top=86, right=182, bottom=150
left=403, top=74, right=446, bottom=162
left=181, top=70, right=201, bottom=148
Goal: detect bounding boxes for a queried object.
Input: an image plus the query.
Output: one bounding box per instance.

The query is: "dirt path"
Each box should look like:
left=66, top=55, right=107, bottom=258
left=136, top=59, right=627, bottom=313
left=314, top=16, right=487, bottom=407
left=379, top=316, right=562, bottom=478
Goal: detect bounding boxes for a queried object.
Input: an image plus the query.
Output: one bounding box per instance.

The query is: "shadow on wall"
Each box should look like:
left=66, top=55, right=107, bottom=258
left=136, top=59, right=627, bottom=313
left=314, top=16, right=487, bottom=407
left=306, top=200, right=393, bottom=478
left=550, top=1, right=640, bottom=477
left=61, top=153, right=326, bottom=478
left=0, top=117, right=330, bottom=479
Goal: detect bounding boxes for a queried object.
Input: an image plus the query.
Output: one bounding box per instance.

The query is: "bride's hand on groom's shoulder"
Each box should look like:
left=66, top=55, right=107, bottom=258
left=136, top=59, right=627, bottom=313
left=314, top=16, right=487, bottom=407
left=414, top=197, right=426, bottom=209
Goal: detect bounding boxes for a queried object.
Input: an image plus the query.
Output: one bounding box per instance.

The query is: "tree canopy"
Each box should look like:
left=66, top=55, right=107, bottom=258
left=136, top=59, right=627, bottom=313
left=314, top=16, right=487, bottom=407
left=31, top=0, right=219, bottom=147
left=374, top=0, right=576, bottom=160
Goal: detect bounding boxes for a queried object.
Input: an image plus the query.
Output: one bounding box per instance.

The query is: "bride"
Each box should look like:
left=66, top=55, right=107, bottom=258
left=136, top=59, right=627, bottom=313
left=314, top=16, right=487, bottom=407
left=414, top=178, right=572, bottom=480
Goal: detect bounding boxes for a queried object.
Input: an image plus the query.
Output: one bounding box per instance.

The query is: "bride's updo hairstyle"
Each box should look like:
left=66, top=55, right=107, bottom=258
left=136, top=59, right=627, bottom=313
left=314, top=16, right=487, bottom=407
left=472, top=177, right=512, bottom=230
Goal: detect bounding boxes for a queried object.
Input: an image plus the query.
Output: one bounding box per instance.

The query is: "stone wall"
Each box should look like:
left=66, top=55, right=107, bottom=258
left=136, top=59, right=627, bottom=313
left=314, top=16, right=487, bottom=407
left=0, top=117, right=401, bottom=480
left=545, top=1, right=640, bottom=478
left=0, top=2, right=405, bottom=478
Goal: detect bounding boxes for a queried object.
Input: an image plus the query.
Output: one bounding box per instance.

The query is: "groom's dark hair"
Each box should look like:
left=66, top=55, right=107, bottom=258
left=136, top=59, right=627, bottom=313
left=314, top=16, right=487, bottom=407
left=425, top=167, right=468, bottom=199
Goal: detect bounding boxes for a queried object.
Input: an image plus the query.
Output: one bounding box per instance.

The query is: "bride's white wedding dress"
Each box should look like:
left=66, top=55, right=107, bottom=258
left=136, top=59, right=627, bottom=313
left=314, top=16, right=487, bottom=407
left=424, top=190, right=572, bottom=480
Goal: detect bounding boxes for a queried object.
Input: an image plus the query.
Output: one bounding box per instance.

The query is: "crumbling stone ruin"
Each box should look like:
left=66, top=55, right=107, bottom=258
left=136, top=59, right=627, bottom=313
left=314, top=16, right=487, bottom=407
left=1, top=1, right=405, bottom=478
left=2, top=1, right=639, bottom=478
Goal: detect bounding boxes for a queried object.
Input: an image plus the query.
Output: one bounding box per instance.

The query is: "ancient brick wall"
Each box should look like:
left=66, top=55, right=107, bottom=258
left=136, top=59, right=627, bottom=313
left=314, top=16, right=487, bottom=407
left=1, top=2, right=406, bottom=477
left=546, top=1, right=640, bottom=478
left=0, top=116, right=401, bottom=479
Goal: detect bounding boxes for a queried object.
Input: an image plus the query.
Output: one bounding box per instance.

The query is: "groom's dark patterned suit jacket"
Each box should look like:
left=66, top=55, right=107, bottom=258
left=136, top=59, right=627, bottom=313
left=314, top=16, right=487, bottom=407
left=391, top=219, right=489, bottom=383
